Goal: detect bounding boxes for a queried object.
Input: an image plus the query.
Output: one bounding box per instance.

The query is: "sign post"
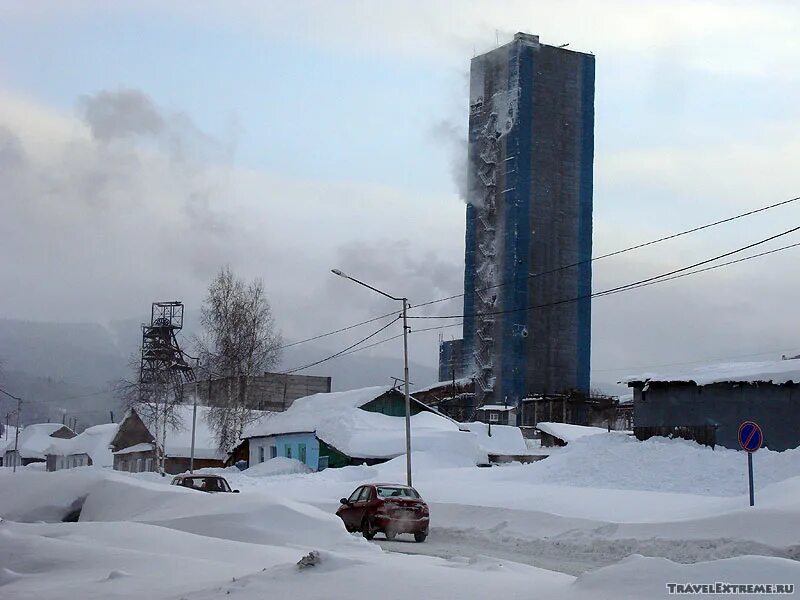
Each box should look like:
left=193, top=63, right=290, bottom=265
left=737, top=421, right=763, bottom=507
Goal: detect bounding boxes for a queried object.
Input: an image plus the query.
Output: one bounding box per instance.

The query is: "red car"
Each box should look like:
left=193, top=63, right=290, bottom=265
left=336, top=483, right=429, bottom=542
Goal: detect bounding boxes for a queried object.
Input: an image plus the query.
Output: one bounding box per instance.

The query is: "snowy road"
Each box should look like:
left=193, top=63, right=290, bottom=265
left=370, top=502, right=800, bottom=576
left=375, top=525, right=800, bottom=576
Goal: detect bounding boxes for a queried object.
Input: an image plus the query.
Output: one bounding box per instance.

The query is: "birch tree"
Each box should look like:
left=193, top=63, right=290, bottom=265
left=196, top=266, right=282, bottom=450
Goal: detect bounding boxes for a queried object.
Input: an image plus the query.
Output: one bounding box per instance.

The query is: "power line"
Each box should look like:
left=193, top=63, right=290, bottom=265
left=276, top=310, right=399, bottom=350
left=410, top=194, right=800, bottom=310
left=282, top=316, right=402, bottom=374
left=336, top=321, right=464, bottom=358
left=0, top=387, right=22, bottom=402
left=595, top=240, right=800, bottom=297
left=408, top=225, right=800, bottom=320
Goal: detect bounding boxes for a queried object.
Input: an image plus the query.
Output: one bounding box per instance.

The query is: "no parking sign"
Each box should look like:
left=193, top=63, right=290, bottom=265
left=738, top=421, right=762, bottom=506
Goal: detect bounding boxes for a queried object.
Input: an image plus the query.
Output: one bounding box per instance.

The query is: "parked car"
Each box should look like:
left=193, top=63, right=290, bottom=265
left=170, top=474, right=239, bottom=493
left=336, top=483, right=429, bottom=542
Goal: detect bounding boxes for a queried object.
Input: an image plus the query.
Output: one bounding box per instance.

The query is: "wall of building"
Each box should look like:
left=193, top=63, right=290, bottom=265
left=475, top=409, right=516, bottom=425
left=248, top=433, right=320, bottom=470
left=164, top=456, right=223, bottom=474
left=114, top=449, right=157, bottom=473
left=463, top=33, right=594, bottom=411
left=47, top=453, right=91, bottom=471
left=185, top=373, right=332, bottom=411
left=439, top=339, right=466, bottom=381
left=633, top=382, right=799, bottom=451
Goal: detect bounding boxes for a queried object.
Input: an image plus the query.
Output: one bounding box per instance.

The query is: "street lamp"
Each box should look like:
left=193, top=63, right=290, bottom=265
left=331, top=268, right=413, bottom=487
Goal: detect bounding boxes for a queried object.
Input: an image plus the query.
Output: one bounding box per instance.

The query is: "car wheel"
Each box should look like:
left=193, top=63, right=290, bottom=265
left=361, top=517, right=376, bottom=540
left=414, top=531, right=427, bottom=543
left=384, top=529, right=397, bottom=541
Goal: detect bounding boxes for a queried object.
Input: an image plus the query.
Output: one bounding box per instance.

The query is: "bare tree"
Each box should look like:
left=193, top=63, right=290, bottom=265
left=196, top=266, right=282, bottom=450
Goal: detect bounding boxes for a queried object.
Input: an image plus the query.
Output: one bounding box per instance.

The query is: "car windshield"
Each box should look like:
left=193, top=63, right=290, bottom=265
left=376, top=486, right=419, bottom=499
left=177, top=477, right=230, bottom=492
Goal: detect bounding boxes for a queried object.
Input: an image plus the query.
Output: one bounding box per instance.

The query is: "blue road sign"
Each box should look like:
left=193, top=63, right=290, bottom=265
left=738, top=421, right=763, bottom=453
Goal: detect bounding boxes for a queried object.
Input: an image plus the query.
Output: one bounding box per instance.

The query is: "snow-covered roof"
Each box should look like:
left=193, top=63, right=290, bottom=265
left=114, top=442, right=155, bottom=455
left=460, top=422, right=528, bottom=455
left=5, top=423, right=74, bottom=460
left=243, top=386, right=389, bottom=437
left=476, top=404, right=516, bottom=412
left=47, top=423, right=119, bottom=467
left=412, top=376, right=473, bottom=395
left=535, top=422, right=608, bottom=444
left=135, top=404, right=269, bottom=460
left=622, top=358, right=800, bottom=386
left=243, top=385, right=465, bottom=459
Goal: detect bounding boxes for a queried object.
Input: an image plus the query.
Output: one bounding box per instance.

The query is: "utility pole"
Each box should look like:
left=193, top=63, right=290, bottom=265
left=402, top=298, right=412, bottom=487
left=331, top=269, right=413, bottom=487
left=190, top=357, right=199, bottom=473
left=4, top=412, right=8, bottom=440
left=13, top=396, right=21, bottom=472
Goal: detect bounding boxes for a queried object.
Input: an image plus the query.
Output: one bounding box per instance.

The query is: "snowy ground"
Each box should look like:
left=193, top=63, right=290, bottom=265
left=1, top=433, right=799, bottom=599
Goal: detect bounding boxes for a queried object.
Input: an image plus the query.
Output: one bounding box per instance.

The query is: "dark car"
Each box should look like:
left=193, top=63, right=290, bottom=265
left=170, top=474, right=239, bottom=493
left=336, top=483, right=429, bottom=542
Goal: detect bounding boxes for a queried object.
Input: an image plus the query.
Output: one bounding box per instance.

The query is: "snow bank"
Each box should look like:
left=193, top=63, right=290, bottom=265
left=245, top=457, right=313, bottom=477
left=573, top=554, right=800, bottom=599
left=0, top=467, right=110, bottom=521
left=515, top=433, right=800, bottom=496
left=1, top=467, right=363, bottom=552
left=535, top=422, right=609, bottom=443
left=460, top=422, right=528, bottom=455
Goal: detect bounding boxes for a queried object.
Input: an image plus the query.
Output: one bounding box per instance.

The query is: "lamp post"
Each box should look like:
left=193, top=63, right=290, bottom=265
left=331, top=269, right=412, bottom=487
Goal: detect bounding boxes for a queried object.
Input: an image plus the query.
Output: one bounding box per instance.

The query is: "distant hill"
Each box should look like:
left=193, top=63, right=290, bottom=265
left=0, top=317, right=439, bottom=428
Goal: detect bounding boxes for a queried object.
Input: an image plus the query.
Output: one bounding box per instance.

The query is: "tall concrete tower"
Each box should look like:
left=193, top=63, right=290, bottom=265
left=462, top=33, right=594, bottom=410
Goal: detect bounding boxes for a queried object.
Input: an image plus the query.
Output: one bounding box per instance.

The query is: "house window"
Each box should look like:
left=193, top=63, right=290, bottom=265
left=120, top=459, right=127, bottom=471
left=285, top=445, right=292, bottom=459
left=259, top=446, right=265, bottom=463
left=489, top=412, right=499, bottom=423
left=137, top=458, right=144, bottom=472
left=317, top=456, right=329, bottom=471
left=145, top=458, right=153, bottom=472
left=270, top=446, right=277, bottom=459
left=298, top=443, right=306, bottom=464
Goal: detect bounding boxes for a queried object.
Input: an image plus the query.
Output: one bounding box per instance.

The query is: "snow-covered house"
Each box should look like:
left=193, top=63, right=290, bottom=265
left=475, top=404, right=517, bottom=425
left=2, top=423, right=76, bottom=468
left=411, top=377, right=475, bottom=422
left=243, top=386, right=478, bottom=471
left=45, top=423, right=119, bottom=471
left=109, top=405, right=253, bottom=474
left=625, top=358, right=800, bottom=451
left=0, top=427, right=20, bottom=466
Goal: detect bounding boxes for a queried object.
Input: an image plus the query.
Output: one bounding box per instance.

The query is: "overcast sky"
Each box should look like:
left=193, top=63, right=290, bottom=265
left=1, top=1, right=799, bottom=386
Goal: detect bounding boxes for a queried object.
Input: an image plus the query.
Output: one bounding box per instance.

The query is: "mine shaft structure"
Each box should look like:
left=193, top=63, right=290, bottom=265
left=139, top=301, right=194, bottom=474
